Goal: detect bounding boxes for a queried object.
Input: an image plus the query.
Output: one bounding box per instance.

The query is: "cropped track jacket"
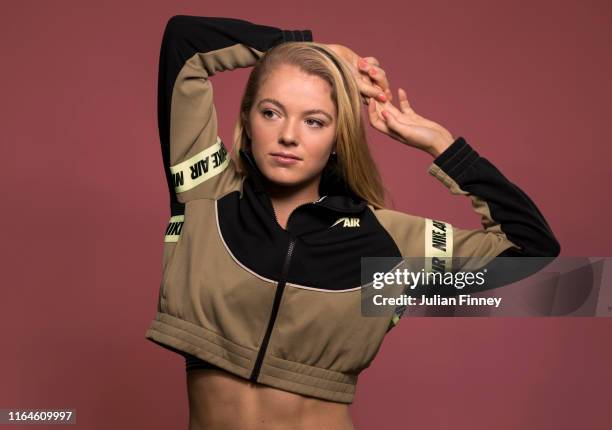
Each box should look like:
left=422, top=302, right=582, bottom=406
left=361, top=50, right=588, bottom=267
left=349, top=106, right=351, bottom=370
left=144, top=15, right=561, bottom=403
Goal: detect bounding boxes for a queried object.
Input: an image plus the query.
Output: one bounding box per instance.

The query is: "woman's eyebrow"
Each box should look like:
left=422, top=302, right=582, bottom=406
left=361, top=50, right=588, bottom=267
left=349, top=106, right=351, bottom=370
left=257, top=98, right=333, bottom=122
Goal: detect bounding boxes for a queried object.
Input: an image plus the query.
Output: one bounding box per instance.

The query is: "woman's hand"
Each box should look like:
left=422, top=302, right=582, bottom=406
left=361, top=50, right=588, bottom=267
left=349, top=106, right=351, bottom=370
left=325, top=44, right=392, bottom=105
left=367, top=88, right=455, bottom=158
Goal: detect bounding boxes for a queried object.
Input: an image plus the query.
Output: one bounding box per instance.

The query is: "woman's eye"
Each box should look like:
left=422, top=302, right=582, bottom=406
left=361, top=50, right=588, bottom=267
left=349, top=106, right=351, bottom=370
left=305, top=118, right=324, bottom=128
left=262, top=109, right=277, bottom=119
left=262, top=110, right=323, bottom=128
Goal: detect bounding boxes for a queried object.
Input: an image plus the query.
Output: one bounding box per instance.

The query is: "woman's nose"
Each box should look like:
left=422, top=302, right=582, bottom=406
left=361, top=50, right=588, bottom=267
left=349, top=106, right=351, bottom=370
left=278, top=118, right=299, bottom=145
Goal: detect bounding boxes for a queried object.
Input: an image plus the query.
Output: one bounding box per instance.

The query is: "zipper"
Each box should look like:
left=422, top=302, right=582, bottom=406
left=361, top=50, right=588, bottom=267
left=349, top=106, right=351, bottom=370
left=250, top=235, right=296, bottom=381
left=249, top=195, right=327, bottom=381
left=269, top=195, right=326, bottom=232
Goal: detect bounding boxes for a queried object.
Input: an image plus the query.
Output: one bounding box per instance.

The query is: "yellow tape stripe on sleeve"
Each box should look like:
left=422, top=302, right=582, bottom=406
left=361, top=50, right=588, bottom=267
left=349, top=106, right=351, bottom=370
left=164, top=215, right=185, bottom=243
left=424, top=218, right=453, bottom=272
left=169, top=137, right=229, bottom=193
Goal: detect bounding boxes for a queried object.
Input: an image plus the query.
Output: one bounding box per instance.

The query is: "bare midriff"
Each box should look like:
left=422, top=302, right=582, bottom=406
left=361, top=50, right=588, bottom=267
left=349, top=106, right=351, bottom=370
left=187, top=369, right=355, bottom=430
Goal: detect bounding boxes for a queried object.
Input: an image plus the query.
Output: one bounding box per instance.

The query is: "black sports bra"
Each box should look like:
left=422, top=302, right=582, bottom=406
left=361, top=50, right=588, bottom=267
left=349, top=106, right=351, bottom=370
left=183, top=352, right=223, bottom=372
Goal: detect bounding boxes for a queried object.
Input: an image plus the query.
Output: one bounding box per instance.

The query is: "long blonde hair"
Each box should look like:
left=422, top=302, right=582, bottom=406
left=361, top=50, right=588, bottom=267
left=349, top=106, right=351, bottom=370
left=231, top=41, right=387, bottom=209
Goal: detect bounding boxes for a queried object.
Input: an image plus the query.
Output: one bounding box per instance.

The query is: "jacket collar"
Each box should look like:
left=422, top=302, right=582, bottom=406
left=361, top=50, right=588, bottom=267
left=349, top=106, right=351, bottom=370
left=239, top=149, right=367, bottom=214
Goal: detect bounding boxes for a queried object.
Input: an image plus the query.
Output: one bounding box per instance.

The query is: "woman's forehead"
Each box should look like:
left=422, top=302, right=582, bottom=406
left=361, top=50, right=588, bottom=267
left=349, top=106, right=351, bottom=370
left=263, top=63, right=329, bottom=89
left=257, top=67, right=336, bottom=113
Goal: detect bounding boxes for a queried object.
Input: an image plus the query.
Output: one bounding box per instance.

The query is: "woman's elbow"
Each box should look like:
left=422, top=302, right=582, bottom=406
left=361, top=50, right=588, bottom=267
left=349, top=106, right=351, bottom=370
left=549, top=237, right=561, bottom=257
left=504, top=234, right=561, bottom=258
left=530, top=235, right=561, bottom=257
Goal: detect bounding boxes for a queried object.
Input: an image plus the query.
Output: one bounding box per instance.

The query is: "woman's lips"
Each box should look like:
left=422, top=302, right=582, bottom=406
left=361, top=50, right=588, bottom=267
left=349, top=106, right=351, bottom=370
left=270, top=153, right=301, bottom=165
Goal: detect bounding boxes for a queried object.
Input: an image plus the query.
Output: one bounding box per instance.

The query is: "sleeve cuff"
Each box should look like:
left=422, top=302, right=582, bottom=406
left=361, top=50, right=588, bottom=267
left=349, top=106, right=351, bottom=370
left=430, top=136, right=479, bottom=178
left=282, top=29, right=313, bottom=42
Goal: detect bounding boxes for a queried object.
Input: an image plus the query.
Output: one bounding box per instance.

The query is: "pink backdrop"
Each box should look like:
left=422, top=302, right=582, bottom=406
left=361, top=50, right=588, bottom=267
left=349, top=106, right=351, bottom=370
left=2, top=0, right=611, bottom=429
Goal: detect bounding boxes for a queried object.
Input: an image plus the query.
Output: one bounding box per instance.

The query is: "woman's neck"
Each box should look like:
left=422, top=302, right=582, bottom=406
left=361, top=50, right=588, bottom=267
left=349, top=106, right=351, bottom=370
left=265, top=175, right=321, bottom=205
left=264, top=176, right=322, bottom=229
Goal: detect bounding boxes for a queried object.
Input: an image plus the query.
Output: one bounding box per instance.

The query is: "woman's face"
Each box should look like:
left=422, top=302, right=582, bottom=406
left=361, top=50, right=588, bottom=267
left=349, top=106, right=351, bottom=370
left=248, top=63, right=337, bottom=189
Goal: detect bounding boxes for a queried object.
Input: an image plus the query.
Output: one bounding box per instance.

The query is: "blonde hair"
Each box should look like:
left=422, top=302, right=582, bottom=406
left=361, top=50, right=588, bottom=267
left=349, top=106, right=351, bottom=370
left=231, top=41, right=387, bottom=209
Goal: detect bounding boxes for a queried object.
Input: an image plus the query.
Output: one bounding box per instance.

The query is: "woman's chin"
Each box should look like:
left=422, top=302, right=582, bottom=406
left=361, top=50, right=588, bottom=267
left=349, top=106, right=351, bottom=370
left=262, top=170, right=309, bottom=188
left=265, top=175, right=302, bottom=188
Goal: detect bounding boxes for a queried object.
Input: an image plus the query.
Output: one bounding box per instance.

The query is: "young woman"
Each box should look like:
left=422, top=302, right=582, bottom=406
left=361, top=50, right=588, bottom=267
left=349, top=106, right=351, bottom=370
left=145, top=15, right=560, bottom=430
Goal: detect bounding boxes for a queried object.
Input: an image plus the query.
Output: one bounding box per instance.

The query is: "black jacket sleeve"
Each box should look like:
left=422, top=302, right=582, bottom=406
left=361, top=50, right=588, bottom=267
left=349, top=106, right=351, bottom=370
left=428, top=136, right=561, bottom=259
left=420, top=136, right=561, bottom=300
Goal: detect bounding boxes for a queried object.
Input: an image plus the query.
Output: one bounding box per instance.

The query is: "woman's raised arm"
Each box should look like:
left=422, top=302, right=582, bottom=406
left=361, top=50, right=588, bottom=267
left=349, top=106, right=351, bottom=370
left=157, top=15, right=313, bottom=216
left=367, top=89, right=560, bottom=260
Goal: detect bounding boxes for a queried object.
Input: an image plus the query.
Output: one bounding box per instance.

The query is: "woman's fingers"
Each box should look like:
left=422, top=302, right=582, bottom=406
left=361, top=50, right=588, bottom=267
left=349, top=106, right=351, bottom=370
left=367, top=98, right=385, bottom=129
left=368, top=99, right=397, bottom=137
left=398, top=88, right=412, bottom=113
left=327, top=45, right=392, bottom=105
left=358, top=58, right=392, bottom=102
left=357, top=77, right=388, bottom=103
left=377, top=96, right=403, bottom=118
left=380, top=108, right=415, bottom=141
left=325, top=45, right=384, bottom=102
left=362, top=56, right=380, bottom=67
left=369, top=99, right=411, bottom=142
left=385, top=87, right=422, bottom=124
left=366, top=85, right=454, bottom=153
left=368, top=66, right=391, bottom=101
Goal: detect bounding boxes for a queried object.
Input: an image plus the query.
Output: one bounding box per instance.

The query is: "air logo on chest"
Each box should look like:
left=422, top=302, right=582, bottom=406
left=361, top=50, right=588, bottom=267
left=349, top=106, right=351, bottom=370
left=331, top=217, right=361, bottom=228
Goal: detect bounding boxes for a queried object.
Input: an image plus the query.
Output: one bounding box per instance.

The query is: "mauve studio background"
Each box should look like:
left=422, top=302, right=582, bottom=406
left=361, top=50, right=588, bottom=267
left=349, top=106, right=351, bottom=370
left=2, top=0, right=611, bottom=429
